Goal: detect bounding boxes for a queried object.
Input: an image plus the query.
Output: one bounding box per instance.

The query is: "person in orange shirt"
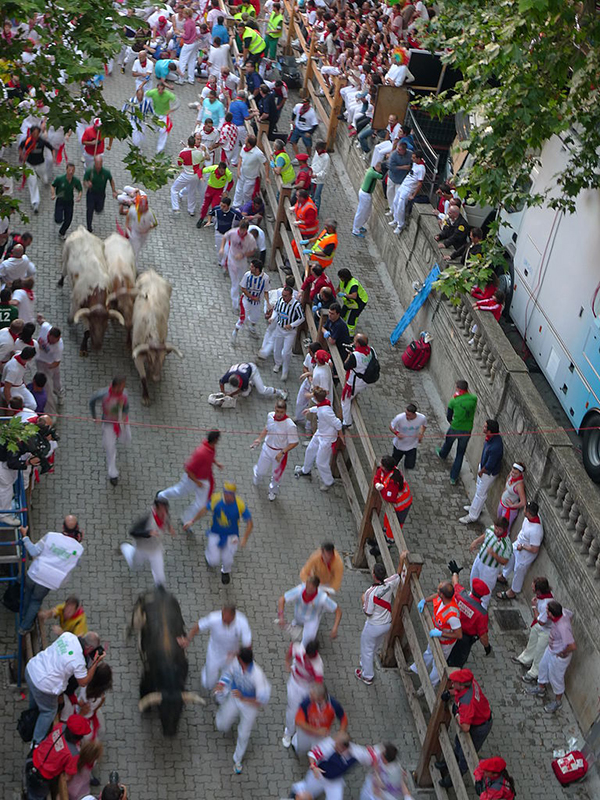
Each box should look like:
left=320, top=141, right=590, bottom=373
left=291, top=189, right=319, bottom=259
left=300, top=542, right=344, bottom=593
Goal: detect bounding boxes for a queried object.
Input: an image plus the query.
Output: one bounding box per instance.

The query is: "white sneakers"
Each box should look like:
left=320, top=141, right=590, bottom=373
left=458, top=515, right=476, bottom=524
left=282, top=734, right=292, bottom=748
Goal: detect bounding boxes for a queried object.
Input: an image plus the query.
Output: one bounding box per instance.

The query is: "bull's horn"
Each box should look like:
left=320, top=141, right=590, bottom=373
left=181, top=692, right=206, bottom=705
left=108, top=309, right=125, bottom=326
left=73, top=308, right=90, bottom=323
left=132, top=343, right=150, bottom=361
left=165, top=344, right=184, bottom=359
left=138, top=692, right=163, bottom=711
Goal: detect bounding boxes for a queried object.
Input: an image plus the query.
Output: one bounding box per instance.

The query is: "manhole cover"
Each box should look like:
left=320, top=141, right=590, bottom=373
left=494, top=609, right=527, bottom=631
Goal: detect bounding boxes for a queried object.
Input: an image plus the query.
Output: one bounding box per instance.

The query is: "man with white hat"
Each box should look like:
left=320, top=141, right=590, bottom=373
left=183, top=482, right=253, bottom=585
left=252, top=398, right=299, bottom=501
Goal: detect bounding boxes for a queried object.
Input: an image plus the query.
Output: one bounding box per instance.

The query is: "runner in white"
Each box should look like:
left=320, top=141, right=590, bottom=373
left=219, top=220, right=257, bottom=310
left=232, top=259, right=271, bottom=344
left=278, top=575, right=342, bottom=645
left=295, top=387, right=344, bottom=491
left=355, top=562, right=401, bottom=686
left=252, top=398, right=299, bottom=501
left=170, top=135, right=206, bottom=215
left=282, top=639, right=324, bottom=749
left=220, top=362, right=287, bottom=400
left=179, top=605, right=252, bottom=690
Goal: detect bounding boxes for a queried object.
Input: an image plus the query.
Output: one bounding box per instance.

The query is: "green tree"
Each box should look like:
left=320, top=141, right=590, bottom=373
left=0, top=0, right=171, bottom=219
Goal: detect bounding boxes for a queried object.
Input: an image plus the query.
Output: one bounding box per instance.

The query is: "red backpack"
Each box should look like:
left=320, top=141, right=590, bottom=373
left=402, top=334, right=431, bottom=371
left=551, top=750, right=588, bottom=785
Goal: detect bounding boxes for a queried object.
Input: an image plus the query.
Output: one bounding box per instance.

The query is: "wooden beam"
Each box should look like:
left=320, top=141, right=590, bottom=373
left=353, top=464, right=381, bottom=567
left=326, top=76, right=344, bottom=151
left=302, top=36, right=316, bottom=91
left=284, top=4, right=295, bottom=55
left=382, top=551, right=424, bottom=666
left=414, top=674, right=451, bottom=787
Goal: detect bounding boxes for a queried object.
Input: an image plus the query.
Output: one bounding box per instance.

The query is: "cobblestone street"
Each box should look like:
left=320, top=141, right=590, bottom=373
left=0, top=65, right=594, bottom=800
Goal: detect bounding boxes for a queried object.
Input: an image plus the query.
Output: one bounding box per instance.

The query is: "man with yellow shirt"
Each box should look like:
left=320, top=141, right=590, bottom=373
left=39, top=595, right=88, bottom=636
left=300, top=542, right=344, bottom=593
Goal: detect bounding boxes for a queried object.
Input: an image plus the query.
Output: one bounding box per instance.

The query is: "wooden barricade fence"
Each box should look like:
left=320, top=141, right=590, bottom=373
left=214, top=8, right=480, bottom=795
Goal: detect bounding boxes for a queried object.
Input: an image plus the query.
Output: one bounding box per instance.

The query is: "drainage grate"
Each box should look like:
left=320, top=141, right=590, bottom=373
left=494, top=609, right=527, bottom=632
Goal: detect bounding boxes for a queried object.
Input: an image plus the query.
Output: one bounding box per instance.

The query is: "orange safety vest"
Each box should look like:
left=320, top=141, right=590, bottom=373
left=310, top=229, right=338, bottom=268
left=382, top=472, right=412, bottom=513
left=296, top=197, right=319, bottom=238
left=432, top=596, right=460, bottom=645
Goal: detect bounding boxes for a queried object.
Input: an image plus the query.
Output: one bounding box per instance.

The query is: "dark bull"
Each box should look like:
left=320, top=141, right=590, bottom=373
left=129, top=587, right=204, bottom=736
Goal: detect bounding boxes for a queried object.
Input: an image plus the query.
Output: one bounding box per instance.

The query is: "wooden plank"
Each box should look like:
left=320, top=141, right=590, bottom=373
left=415, top=673, right=450, bottom=786
left=370, top=512, right=395, bottom=575
left=336, top=456, right=363, bottom=527
left=401, top=606, right=437, bottom=710
left=438, top=726, right=471, bottom=800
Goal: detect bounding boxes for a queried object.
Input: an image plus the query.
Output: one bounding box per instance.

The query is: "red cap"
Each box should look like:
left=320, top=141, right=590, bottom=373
left=295, top=153, right=309, bottom=162
left=478, top=757, right=507, bottom=774
left=448, top=668, right=473, bottom=684
left=315, top=350, right=331, bottom=364
left=66, top=714, right=92, bottom=736
left=471, top=578, right=490, bottom=597
left=158, top=15, right=167, bottom=23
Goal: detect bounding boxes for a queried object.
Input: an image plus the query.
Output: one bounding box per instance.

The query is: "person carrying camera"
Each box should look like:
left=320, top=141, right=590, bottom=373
left=24, top=631, right=105, bottom=744
left=19, top=515, right=84, bottom=635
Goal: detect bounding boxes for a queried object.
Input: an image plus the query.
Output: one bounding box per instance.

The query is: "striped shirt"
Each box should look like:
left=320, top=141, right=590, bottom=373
left=240, top=270, right=270, bottom=304
left=274, top=295, right=304, bottom=328
left=121, top=94, right=154, bottom=123
left=289, top=641, right=324, bottom=686
left=219, top=658, right=271, bottom=703
left=477, top=527, right=512, bottom=568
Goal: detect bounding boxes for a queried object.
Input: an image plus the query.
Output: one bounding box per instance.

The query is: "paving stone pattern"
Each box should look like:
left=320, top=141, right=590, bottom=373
left=0, top=66, right=592, bottom=800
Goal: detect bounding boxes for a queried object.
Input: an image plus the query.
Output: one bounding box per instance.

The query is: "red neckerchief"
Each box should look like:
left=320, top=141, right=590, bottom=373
left=485, top=434, right=493, bottom=442
left=321, top=554, right=333, bottom=572
left=274, top=149, right=285, bottom=156
left=354, top=344, right=370, bottom=356
left=315, top=399, right=331, bottom=407
left=9, top=330, right=18, bottom=342
left=243, top=144, right=253, bottom=152
left=454, top=389, right=467, bottom=397
left=537, top=592, right=553, bottom=600
left=14, top=354, right=26, bottom=367
left=20, top=338, right=34, bottom=346
left=301, top=588, right=318, bottom=603
left=274, top=414, right=289, bottom=421
left=528, top=515, right=540, bottom=523
left=495, top=530, right=509, bottom=539
left=69, top=606, right=85, bottom=620
left=152, top=508, right=165, bottom=529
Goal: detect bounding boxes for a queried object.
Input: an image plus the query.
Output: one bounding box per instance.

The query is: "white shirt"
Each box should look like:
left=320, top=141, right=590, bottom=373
left=284, top=583, right=338, bottom=624
left=290, top=641, right=324, bottom=687
left=402, top=161, right=426, bottom=194
left=26, top=632, right=87, bottom=695
left=514, top=517, right=544, bottom=552
left=293, top=103, right=319, bottom=131
left=390, top=411, right=427, bottom=451
left=36, top=321, right=64, bottom=365
left=363, top=574, right=400, bottom=625
left=248, top=225, right=266, bottom=252
left=208, top=44, right=230, bottom=72
left=26, top=531, right=84, bottom=590
left=385, top=63, right=409, bottom=87
left=198, top=610, right=252, bottom=659
left=132, top=58, right=154, bottom=90
left=219, top=658, right=271, bottom=703
left=312, top=363, right=333, bottom=401
left=264, top=412, right=299, bottom=450
left=0, top=328, right=18, bottom=363
left=12, top=288, right=35, bottom=324
left=2, top=354, right=28, bottom=386
left=240, top=146, right=267, bottom=180
left=0, top=254, right=36, bottom=285
left=311, top=150, right=330, bottom=184
left=308, top=403, right=342, bottom=440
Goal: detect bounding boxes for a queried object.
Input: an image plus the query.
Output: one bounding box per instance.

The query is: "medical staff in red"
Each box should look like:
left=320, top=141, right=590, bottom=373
left=473, top=757, right=516, bottom=800
left=448, top=570, right=491, bottom=667
left=373, top=455, right=412, bottom=542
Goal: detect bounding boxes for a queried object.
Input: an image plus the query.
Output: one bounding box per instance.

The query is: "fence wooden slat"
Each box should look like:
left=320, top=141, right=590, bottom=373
left=415, top=674, right=450, bottom=786
left=326, top=77, right=344, bottom=150
left=382, top=551, right=423, bottom=665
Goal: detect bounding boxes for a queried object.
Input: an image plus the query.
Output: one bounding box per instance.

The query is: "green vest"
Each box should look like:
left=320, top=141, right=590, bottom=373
left=274, top=150, right=295, bottom=184
left=267, top=11, right=284, bottom=38
left=234, top=4, right=256, bottom=18
left=340, top=277, right=368, bottom=311
left=243, top=26, right=266, bottom=54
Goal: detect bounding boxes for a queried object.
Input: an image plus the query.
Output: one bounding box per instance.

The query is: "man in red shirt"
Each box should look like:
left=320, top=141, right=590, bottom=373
left=448, top=571, right=491, bottom=667
left=436, top=668, right=492, bottom=788
left=28, top=714, right=91, bottom=799
left=300, top=264, right=336, bottom=306
left=81, top=118, right=112, bottom=170
left=157, top=430, right=222, bottom=528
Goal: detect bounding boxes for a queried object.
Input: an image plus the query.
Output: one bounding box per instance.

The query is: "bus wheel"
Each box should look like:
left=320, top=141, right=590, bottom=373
left=582, top=411, right=600, bottom=483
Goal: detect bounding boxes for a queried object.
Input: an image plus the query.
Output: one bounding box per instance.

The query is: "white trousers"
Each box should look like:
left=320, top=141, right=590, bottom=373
left=386, top=179, right=400, bottom=210
left=393, top=184, right=412, bottom=229
left=156, top=115, right=169, bottom=153
left=371, top=140, right=393, bottom=168
left=157, top=475, right=209, bottom=525
left=295, top=378, right=312, bottom=432
left=517, top=624, right=549, bottom=679
left=26, top=164, right=49, bottom=208
left=206, top=532, right=239, bottom=574
left=341, top=377, right=367, bottom=426
left=171, top=172, right=199, bottom=213
left=227, top=254, right=247, bottom=310
left=302, top=433, right=335, bottom=487
left=470, top=557, right=499, bottom=610
left=291, top=615, right=322, bottom=647
left=121, top=538, right=165, bottom=586
left=83, top=152, right=97, bottom=171
left=259, top=322, right=276, bottom=358
left=233, top=174, right=256, bottom=208
left=248, top=364, right=276, bottom=395
left=102, top=422, right=131, bottom=478
left=502, top=546, right=538, bottom=594
left=538, top=648, right=572, bottom=695
left=284, top=674, right=310, bottom=737
left=292, top=728, right=325, bottom=756
left=410, top=641, right=455, bottom=688
left=0, top=463, right=16, bottom=518
left=254, top=443, right=285, bottom=494
left=236, top=298, right=262, bottom=330
left=360, top=620, right=391, bottom=681
left=202, top=644, right=232, bottom=691
left=467, top=469, right=496, bottom=520
left=272, top=327, right=296, bottom=379
left=292, top=770, right=345, bottom=800
left=215, top=694, right=259, bottom=763
left=179, top=42, right=199, bottom=82
left=352, top=189, right=373, bottom=234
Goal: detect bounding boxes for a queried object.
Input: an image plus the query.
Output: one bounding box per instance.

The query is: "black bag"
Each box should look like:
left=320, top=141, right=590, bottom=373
left=3, top=581, right=21, bottom=612
left=25, top=759, right=50, bottom=795
left=17, top=707, right=39, bottom=743
left=361, top=348, right=380, bottom=385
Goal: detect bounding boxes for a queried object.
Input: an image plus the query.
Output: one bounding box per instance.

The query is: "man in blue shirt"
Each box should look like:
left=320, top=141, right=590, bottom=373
left=459, top=419, right=504, bottom=524
left=322, top=303, right=352, bottom=350
left=212, top=16, right=230, bottom=44
left=209, top=197, right=242, bottom=268
left=184, top=482, right=253, bottom=584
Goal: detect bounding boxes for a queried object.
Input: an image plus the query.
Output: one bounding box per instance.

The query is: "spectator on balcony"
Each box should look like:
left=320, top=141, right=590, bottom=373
left=436, top=379, right=478, bottom=485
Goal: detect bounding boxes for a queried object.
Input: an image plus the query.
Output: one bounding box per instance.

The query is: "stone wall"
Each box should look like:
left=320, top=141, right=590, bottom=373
left=337, top=129, right=600, bottom=733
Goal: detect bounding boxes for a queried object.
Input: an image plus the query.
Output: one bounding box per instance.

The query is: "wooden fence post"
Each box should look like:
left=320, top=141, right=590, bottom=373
left=381, top=550, right=423, bottom=666
left=257, top=120, right=271, bottom=153
left=353, top=465, right=381, bottom=568
left=303, top=36, right=316, bottom=91
left=270, top=185, right=292, bottom=266
left=414, top=675, right=451, bottom=787
left=326, top=76, right=344, bottom=151
left=284, top=5, right=296, bottom=56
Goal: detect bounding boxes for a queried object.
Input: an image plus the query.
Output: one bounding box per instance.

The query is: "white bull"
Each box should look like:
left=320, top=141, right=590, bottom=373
left=60, top=226, right=125, bottom=355
left=104, top=233, right=138, bottom=333
left=131, top=269, right=183, bottom=404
